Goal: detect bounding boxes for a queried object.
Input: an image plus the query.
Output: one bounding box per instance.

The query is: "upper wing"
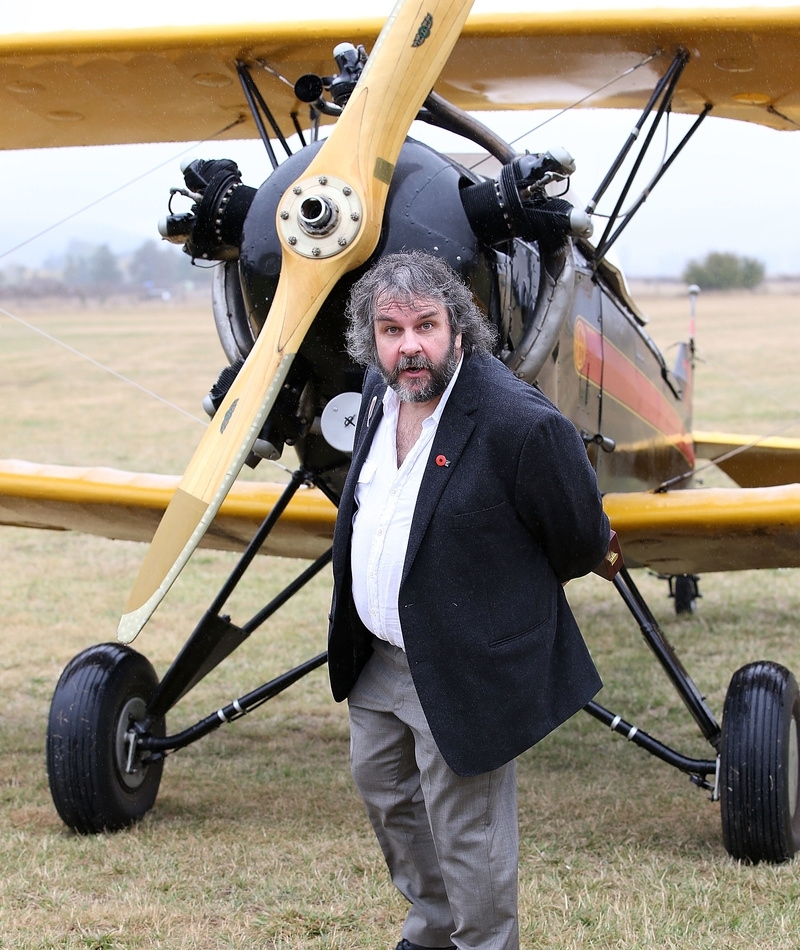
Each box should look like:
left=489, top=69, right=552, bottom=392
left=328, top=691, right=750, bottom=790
left=3, top=459, right=799, bottom=577
left=694, top=430, right=800, bottom=488
left=2, top=5, right=800, bottom=151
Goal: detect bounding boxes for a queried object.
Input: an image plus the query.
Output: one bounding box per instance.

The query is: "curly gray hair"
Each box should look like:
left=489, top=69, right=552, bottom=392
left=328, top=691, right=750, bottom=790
left=344, top=251, right=497, bottom=366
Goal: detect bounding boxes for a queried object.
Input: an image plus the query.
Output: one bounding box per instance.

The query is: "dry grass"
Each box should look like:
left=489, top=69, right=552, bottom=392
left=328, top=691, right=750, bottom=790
left=1, top=292, right=799, bottom=949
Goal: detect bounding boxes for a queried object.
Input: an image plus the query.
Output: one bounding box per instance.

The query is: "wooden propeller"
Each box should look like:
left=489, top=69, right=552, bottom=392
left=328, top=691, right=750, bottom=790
left=118, top=0, right=474, bottom=642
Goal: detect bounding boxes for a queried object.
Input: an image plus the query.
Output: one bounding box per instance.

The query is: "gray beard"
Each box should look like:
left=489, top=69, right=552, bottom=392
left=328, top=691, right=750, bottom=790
left=379, top=339, right=459, bottom=403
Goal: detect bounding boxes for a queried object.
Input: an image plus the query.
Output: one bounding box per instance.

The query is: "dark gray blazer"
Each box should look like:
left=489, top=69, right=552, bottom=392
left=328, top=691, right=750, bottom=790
left=328, top=350, right=610, bottom=776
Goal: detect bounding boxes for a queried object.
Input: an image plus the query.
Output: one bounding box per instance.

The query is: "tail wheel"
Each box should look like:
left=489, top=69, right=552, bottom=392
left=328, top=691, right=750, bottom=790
left=720, top=661, right=800, bottom=862
left=46, top=643, right=165, bottom=833
left=672, top=574, right=699, bottom=615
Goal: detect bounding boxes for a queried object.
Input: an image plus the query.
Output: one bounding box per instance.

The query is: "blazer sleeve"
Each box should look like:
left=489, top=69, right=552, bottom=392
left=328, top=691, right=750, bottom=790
left=513, top=407, right=610, bottom=583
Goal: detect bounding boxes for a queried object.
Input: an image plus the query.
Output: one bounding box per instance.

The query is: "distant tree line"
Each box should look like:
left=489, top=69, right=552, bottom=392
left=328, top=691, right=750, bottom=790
left=0, top=241, right=769, bottom=299
left=0, top=239, right=213, bottom=300
left=682, top=251, right=765, bottom=290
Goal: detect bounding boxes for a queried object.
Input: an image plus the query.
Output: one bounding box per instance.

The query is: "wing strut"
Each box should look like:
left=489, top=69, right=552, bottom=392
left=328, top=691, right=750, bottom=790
left=236, top=62, right=293, bottom=168
left=586, top=49, right=712, bottom=265
left=144, top=467, right=335, bottom=720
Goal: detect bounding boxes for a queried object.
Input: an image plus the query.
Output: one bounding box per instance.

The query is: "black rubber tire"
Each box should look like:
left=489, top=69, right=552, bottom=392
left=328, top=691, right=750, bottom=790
left=720, top=661, right=800, bottom=863
left=46, top=643, right=165, bottom=834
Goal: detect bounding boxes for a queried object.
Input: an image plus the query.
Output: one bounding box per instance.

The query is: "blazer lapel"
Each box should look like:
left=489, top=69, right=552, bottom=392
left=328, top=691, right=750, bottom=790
left=402, top=355, right=483, bottom=579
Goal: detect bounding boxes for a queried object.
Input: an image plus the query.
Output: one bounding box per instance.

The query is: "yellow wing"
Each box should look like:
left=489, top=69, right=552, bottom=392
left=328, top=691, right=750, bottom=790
left=1, top=5, right=799, bottom=152
left=607, top=425, right=800, bottom=573
left=3, top=460, right=799, bottom=577
left=694, top=431, right=800, bottom=488
left=604, top=484, right=800, bottom=575
left=0, top=459, right=335, bottom=560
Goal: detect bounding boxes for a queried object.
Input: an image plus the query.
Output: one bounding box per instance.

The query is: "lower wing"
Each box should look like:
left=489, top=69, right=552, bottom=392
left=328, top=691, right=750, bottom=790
left=0, top=459, right=334, bottom=561
left=2, top=459, right=799, bottom=578
left=693, top=430, right=800, bottom=488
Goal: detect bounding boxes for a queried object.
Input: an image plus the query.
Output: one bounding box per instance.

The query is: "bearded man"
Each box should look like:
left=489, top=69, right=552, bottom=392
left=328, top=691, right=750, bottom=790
left=327, top=250, right=610, bottom=950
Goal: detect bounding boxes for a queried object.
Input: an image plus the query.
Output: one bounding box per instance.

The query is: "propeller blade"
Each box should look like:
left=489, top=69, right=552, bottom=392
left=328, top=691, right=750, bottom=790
left=118, top=0, right=475, bottom=643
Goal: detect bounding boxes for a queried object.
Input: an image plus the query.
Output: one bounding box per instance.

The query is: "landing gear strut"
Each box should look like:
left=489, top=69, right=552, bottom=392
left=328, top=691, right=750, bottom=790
left=47, top=468, right=334, bottom=834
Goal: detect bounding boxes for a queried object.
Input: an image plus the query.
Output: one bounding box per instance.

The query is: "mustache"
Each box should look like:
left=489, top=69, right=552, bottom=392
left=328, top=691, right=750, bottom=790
left=389, top=355, right=435, bottom=380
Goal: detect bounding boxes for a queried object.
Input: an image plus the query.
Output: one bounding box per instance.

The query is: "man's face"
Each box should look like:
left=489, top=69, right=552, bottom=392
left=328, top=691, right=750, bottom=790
left=373, top=297, right=462, bottom=405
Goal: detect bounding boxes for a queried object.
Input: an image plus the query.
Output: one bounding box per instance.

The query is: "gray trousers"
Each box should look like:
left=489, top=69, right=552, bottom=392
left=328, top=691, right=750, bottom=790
left=348, top=637, right=519, bottom=950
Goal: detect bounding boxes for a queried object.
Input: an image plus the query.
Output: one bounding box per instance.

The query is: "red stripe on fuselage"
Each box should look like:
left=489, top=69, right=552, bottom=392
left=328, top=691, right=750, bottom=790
left=573, top=317, right=694, bottom=465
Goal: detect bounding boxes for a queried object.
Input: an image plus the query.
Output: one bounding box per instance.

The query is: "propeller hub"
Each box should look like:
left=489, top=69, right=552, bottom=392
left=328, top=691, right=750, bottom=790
left=277, top=174, right=363, bottom=259
left=298, top=194, right=339, bottom=236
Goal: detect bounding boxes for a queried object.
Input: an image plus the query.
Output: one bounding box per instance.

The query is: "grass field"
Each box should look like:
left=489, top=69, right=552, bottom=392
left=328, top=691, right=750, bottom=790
left=1, top=289, right=799, bottom=949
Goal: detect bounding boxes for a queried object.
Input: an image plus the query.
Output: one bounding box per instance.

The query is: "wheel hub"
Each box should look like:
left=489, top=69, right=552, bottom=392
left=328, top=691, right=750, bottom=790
left=115, top=696, right=149, bottom=790
left=789, top=714, right=799, bottom=820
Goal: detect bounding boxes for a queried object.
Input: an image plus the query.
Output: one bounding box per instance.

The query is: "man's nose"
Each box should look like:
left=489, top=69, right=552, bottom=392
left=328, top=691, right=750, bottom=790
left=399, top=330, right=422, bottom=353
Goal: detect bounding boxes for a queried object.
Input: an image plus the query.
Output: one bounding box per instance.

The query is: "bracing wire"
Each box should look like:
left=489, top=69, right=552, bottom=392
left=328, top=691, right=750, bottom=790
left=0, top=116, right=247, bottom=264
left=468, top=51, right=660, bottom=173
left=0, top=305, right=207, bottom=427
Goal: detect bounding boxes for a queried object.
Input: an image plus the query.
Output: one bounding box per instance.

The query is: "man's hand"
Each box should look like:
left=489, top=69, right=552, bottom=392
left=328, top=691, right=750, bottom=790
left=592, top=530, right=623, bottom=581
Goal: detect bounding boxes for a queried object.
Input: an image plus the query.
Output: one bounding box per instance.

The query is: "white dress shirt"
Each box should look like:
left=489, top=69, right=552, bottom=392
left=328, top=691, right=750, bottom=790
left=350, top=359, right=463, bottom=649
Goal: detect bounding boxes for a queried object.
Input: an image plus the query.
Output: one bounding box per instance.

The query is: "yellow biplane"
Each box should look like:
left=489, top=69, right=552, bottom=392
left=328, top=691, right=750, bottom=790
left=1, top=1, right=800, bottom=863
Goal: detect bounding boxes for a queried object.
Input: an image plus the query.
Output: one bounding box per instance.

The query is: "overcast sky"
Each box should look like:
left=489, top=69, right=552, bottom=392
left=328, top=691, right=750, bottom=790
left=1, top=0, right=799, bottom=277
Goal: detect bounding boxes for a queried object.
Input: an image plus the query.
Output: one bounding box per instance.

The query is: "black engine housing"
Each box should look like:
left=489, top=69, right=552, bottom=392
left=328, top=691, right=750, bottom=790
left=234, top=137, right=501, bottom=489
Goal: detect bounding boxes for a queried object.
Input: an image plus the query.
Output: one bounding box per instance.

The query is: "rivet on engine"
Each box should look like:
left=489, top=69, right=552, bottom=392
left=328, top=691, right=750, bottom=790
left=351, top=212, right=360, bottom=221
left=342, top=186, right=352, bottom=196
left=318, top=176, right=328, bottom=186
left=280, top=210, right=290, bottom=219
left=312, top=246, right=321, bottom=257
left=288, top=235, right=297, bottom=245
left=338, top=237, right=347, bottom=246
left=293, top=185, right=302, bottom=195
